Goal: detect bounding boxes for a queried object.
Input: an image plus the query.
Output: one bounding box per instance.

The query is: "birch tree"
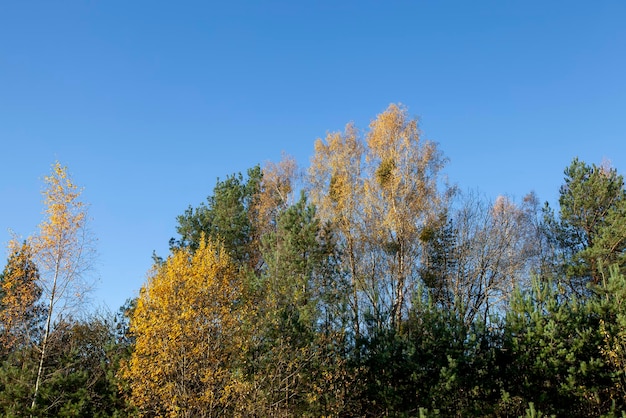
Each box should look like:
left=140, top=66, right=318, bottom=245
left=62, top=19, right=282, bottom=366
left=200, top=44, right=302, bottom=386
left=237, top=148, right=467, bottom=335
left=123, top=238, right=249, bottom=417
left=0, top=241, right=42, bottom=354
left=30, top=162, right=95, bottom=411
left=364, top=104, right=448, bottom=328
left=309, top=123, right=368, bottom=337
left=309, top=104, right=449, bottom=331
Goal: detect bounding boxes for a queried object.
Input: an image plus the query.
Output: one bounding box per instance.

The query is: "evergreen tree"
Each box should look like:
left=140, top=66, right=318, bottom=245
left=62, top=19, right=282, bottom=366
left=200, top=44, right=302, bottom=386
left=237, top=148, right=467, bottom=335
left=172, top=166, right=262, bottom=270
left=501, top=277, right=615, bottom=416
left=245, top=194, right=350, bottom=416
left=544, top=158, right=626, bottom=294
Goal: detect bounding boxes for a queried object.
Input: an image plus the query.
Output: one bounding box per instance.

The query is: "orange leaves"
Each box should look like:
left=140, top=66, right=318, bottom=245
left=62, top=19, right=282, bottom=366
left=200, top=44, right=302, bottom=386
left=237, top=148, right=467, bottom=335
left=123, top=237, right=249, bottom=417
left=0, top=240, right=41, bottom=352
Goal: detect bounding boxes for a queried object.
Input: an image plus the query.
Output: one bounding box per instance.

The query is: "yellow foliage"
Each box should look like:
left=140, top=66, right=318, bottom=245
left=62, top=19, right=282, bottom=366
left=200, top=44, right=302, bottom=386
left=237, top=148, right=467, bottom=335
left=309, top=104, right=448, bottom=329
left=309, top=123, right=364, bottom=222
left=122, top=237, right=250, bottom=417
left=600, top=319, right=626, bottom=402
left=255, top=154, right=298, bottom=241
left=32, top=161, right=91, bottom=306
left=0, top=240, right=40, bottom=352
left=30, top=161, right=94, bottom=410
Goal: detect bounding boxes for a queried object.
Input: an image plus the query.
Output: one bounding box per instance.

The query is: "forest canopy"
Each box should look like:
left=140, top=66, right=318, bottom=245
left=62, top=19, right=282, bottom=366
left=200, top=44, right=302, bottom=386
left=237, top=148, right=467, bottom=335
left=1, top=104, right=626, bottom=417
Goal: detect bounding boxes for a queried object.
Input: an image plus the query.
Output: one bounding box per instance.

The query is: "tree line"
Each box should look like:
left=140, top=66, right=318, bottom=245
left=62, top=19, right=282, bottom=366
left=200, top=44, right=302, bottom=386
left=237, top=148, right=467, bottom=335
left=1, top=104, right=626, bottom=417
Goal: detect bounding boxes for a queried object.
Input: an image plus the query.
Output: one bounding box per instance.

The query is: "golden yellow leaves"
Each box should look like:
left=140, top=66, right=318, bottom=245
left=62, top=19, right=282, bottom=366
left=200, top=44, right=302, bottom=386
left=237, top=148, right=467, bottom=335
left=123, top=237, right=249, bottom=417
left=310, top=123, right=364, bottom=225
left=309, top=104, right=449, bottom=329
left=10, top=161, right=96, bottom=411
left=0, top=240, right=40, bottom=352
left=33, top=162, right=90, bottom=283
left=40, top=162, right=85, bottom=240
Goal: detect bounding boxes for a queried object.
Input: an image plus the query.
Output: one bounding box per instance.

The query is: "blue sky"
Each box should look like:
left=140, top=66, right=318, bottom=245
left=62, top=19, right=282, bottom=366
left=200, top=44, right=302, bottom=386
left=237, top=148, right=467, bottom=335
left=1, top=1, right=625, bottom=311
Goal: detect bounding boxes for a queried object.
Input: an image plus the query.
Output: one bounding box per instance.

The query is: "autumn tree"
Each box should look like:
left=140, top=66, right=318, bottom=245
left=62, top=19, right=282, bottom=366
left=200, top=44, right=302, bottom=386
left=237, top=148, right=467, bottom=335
left=0, top=241, right=43, bottom=355
left=30, top=162, right=95, bottom=411
left=364, top=103, right=449, bottom=328
left=309, top=104, right=450, bottom=331
left=309, top=123, right=367, bottom=338
left=254, top=154, right=299, bottom=240
left=123, top=237, right=250, bottom=417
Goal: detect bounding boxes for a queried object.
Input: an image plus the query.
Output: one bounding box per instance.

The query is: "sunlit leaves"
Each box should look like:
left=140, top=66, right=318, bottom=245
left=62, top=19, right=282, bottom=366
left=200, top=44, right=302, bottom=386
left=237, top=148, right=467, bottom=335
left=0, top=241, right=42, bottom=353
left=309, top=104, right=450, bottom=330
left=29, top=161, right=95, bottom=410
left=123, top=237, right=249, bottom=417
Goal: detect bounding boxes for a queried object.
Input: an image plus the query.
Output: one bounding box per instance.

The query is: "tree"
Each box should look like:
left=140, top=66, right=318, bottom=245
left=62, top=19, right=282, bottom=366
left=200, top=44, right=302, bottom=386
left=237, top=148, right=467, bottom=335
left=246, top=193, right=350, bottom=416
left=309, top=122, right=367, bottom=338
left=0, top=345, right=39, bottom=416
left=420, top=192, right=541, bottom=325
left=122, top=237, right=250, bottom=417
left=501, top=277, right=615, bottom=417
left=30, top=162, right=95, bottom=410
left=0, top=241, right=43, bottom=355
left=26, top=315, right=131, bottom=417
left=172, top=166, right=262, bottom=271
left=254, top=154, right=299, bottom=241
left=364, top=104, right=449, bottom=329
left=544, top=158, right=626, bottom=293
left=598, top=265, right=626, bottom=408
left=309, top=104, right=450, bottom=332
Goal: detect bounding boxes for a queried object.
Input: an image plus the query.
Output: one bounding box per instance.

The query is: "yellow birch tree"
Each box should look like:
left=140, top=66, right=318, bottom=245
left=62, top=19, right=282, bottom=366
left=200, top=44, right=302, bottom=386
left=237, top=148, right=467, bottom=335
left=309, top=104, right=449, bottom=330
left=122, top=237, right=250, bottom=417
left=365, top=103, right=448, bottom=328
left=309, top=123, right=368, bottom=337
left=0, top=240, right=42, bottom=354
left=30, top=161, right=95, bottom=410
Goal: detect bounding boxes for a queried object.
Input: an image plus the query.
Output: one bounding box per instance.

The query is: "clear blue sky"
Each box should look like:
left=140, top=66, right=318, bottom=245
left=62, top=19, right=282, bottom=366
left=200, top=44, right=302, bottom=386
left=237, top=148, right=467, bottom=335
left=1, top=1, right=625, bottom=312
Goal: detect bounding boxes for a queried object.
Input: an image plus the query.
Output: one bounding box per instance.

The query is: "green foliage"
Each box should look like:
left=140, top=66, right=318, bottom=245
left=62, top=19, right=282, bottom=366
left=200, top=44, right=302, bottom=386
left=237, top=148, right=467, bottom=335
left=0, top=315, right=131, bottom=417
left=501, top=277, right=616, bottom=417
left=520, top=402, right=556, bottom=418
left=597, top=266, right=626, bottom=408
left=0, top=347, right=38, bottom=417
left=244, top=193, right=351, bottom=416
left=544, top=158, right=626, bottom=293
left=172, top=165, right=262, bottom=269
left=351, top=291, right=502, bottom=417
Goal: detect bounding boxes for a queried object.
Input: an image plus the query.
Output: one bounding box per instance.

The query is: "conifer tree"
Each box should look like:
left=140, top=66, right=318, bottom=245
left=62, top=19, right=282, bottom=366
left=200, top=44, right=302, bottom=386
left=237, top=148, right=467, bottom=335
left=544, top=158, right=626, bottom=294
